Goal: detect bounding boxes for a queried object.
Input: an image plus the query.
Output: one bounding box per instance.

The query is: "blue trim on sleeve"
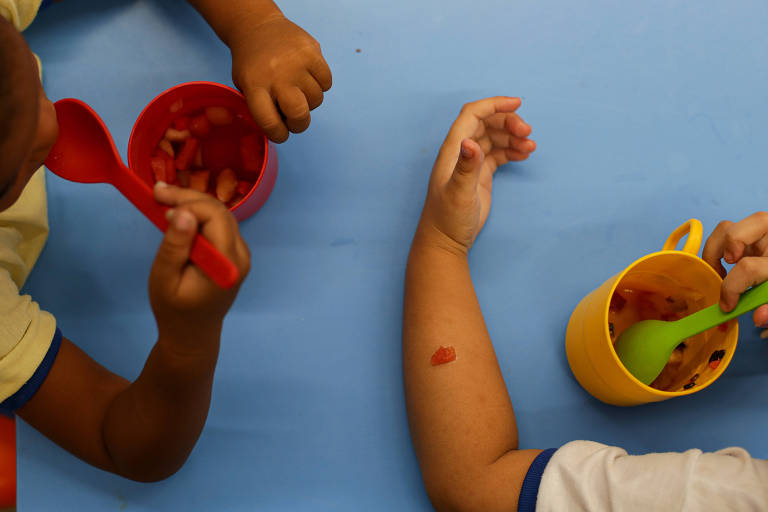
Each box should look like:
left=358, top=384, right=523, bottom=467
left=0, top=329, right=62, bottom=417
left=517, top=448, right=557, bottom=512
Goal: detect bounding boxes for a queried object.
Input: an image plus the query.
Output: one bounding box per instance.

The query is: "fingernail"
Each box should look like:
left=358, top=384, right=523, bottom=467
left=724, top=251, right=734, bottom=263
left=761, top=330, right=768, bottom=340
left=174, top=210, right=195, bottom=232
left=155, top=181, right=168, bottom=189
left=461, top=143, right=473, bottom=159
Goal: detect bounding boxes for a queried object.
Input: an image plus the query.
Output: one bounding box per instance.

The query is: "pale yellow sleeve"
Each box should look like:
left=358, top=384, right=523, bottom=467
left=0, top=268, right=55, bottom=401
left=0, top=0, right=41, bottom=31
left=0, top=168, right=55, bottom=401
left=0, top=168, right=49, bottom=288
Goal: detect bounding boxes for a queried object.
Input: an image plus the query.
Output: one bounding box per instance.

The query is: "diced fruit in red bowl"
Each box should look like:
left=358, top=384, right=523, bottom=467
left=189, top=114, right=212, bottom=138
left=237, top=180, right=252, bottom=196
left=158, top=139, right=175, bottom=157
left=165, top=128, right=190, bottom=142
left=175, top=138, right=200, bottom=171
left=205, top=106, right=234, bottom=126
left=150, top=152, right=176, bottom=184
left=216, top=168, right=238, bottom=203
left=189, top=170, right=210, bottom=193
left=177, top=169, right=190, bottom=188
left=132, top=83, right=275, bottom=220
left=172, top=116, right=191, bottom=131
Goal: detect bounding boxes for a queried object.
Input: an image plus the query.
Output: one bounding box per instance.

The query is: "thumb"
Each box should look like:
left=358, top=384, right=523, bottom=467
left=152, top=208, right=198, bottom=287
left=448, top=139, right=483, bottom=192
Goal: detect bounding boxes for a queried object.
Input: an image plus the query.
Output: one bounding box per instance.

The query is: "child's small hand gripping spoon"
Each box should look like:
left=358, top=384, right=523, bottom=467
left=615, top=281, right=768, bottom=385
left=44, top=99, right=239, bottom=289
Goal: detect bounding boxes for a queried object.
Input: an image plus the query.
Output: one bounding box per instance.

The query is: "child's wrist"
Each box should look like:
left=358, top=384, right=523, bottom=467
left=156, top=319, right=222, bottom=352
left=412, top=221, right=470, bottom=259
left=223, top=2, right=285, bottom=47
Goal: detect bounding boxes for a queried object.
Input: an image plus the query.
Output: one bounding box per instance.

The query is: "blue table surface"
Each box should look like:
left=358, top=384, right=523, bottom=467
left=18, top=0, right=768, bottom=509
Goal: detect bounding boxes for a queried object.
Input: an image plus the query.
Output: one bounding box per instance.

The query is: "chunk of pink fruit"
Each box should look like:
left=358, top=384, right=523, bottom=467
left=216, top=168, right=238, bottom=203
left=165, top=128, right=191, bottom=142
left=205, top=106, right=234, bottom=126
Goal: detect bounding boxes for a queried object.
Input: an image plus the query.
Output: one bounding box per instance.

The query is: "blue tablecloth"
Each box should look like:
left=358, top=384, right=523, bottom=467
left=20, top=0, right=768, bottom=509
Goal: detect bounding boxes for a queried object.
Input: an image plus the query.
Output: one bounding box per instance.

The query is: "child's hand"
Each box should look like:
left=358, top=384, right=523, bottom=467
left=416, top=97, right=536, bottom=253
left=229, top=14, right=332, bottom=143
left=703, top=212, right=768, bottom=336
left=149, top=183, right=251, bottom=341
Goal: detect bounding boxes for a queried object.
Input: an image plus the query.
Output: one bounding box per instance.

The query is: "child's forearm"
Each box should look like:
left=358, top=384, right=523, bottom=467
left=186, top=0, right=283, bottom=46
left=403, top=226, right=540, bottom=511
left=18, top=327, right=222, bottom=482
left=102, top=325, right=222, bottom=480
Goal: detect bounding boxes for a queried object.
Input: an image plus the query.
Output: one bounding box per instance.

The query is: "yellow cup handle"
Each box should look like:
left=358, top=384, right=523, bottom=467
left=662, top=219, right=703, bottom=255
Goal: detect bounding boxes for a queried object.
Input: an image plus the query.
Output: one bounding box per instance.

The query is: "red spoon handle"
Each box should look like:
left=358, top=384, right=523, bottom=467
left=113, top=168, right=239, bottom=289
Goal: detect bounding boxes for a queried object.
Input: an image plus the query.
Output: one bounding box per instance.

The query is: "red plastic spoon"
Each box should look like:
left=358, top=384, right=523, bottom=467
left=45, top=99, right=239, bottom=289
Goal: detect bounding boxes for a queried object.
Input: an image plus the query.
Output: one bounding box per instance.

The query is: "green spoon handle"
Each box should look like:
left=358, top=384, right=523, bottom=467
left=674, top=280, right=768, bottom=336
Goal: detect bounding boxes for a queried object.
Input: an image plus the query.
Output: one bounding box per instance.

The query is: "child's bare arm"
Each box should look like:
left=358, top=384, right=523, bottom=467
left=17, top=185, right=250, bottom=482
left=186, top=0, right=332, bottom=143
left=404, top=97, right=540, bottom=511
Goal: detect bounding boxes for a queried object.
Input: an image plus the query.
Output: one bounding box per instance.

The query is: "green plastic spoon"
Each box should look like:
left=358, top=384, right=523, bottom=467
left=614, top=281, right=768, bottom=385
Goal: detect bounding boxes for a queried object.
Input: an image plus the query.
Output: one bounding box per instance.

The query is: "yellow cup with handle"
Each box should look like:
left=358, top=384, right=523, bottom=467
left=566, top=219, right=738, bottom=406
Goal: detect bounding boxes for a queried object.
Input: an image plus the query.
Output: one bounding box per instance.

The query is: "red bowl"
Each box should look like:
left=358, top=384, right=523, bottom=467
left=128, top=82, right=278, bottom=221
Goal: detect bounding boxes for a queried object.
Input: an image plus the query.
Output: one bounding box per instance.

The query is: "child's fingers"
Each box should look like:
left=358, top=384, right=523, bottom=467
left=720, top=212, right=768, bottom=264
left=487, top=147, right=532, bottom=167
left=447, top=139, right=484, bottom=193
left=448, top=97, right=522, bottom=141
left=247, top=87, right=289, bottom=143
left=484, top=112, right=532, bottom=138
left=702, top=220, right=733, bottom=277
left=277, top=85, right=311, bottom=134
left=297, top=73, right=325, bottom=110
left=753, top=304, right=768, bottom=330
left=307, top=53, right=333, bottom=92
left=154, top=182, right=231, bottom=211
left=155, top=184, right=240, bottom=249
left=484, top=130, right=536, bottom=152
left=152, top=208, right=199, bottom=293
left=719, top=257, right=768, bottom=312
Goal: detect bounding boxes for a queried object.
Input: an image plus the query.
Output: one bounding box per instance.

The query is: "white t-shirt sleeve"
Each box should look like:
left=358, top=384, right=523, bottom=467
left=536, top=440, right=768, bottom=511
